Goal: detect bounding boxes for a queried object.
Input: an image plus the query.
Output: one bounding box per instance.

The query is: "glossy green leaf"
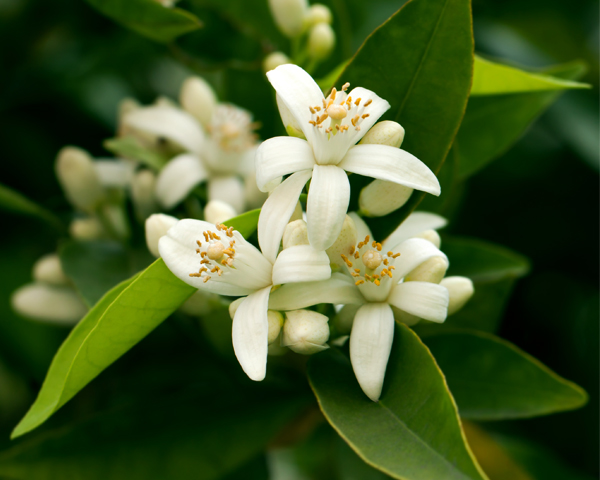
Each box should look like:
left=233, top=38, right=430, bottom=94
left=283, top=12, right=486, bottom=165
left=417, top=236, right=529, bottom=334
left=455, top=61, right=587, bottom=179
left=103, top=137, right=169, bottom=171
left=12, top=259, right=196, bottom=438
left=85, top=0, right=201, bottom=43
left=59, top=240, right=153, bottom=306
left=308, top=324, right=487, bottom=480
left=2, top=387, right=304, bottom=479
left=223, top=208, right=260, bottom=238
left=0, top=184, right=62, bottom=230
left=471, top=55, right=589, bottom=96
left=423, top=330, right=588, bottom=420
left=337, top=0, right=473, bottom=238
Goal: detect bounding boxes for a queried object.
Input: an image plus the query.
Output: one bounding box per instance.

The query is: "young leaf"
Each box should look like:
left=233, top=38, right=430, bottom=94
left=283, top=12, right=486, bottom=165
left=423, top=330, right=588, bottom=420
left=308, top=324, right=488, bottom=480
left=59, top=240, right=153, bottom=306
left=103, top=137, right=169, bottom=171
left=471, top=55, right=590, bottom=96
left=455, top=61, right=587, bottom=179
left=337, top=0, right=474, bottom=238
left=0, top=183, right=62, bottom=230
left=12, top=259, right=196, bottom=438
left=85, top=0, right=202, bottom=43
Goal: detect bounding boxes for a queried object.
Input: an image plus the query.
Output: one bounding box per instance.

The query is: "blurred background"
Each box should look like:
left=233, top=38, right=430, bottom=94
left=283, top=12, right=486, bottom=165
left=0, top=0, right=597, bottom=478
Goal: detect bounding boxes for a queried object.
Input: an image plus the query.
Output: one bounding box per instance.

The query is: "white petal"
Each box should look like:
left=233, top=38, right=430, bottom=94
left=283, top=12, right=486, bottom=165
left=389, top=238, right=448, bottom=279
left=440, top=276, right=474, bottom=315
left=339, top=144, right=441, bottom=196
left=258, top=170, right=312, bottom=263
left=266, top=64, right=324, bottom=145
left=232, top=287, right=271, bottom=381
left=155, top=154, right=208, bottom=209
left=276, top=94, right=305, bottom=138
left=255, top=137, right=315, bottom=192
left=94, top=160, right=135, bottom=189
left=348, top=212, right=372, bottom=243
left=11, top=283, right=87, bottom=325
left=159, top=219, right=272, bottom=295
left=350, top=303, right=395, bottom=401
left=268, top=273, right=365, bottom=310
left=342, top=87, right=390, bottom=145
left=208, top=175, right=245, bottom=213
left=382, top=212, right=448, bottom=251
left=387, top=282, right=449, bottom=323
left=203, top=200, right=237, bottom=225
left=272, top=245, right=331, bottom=285
left=307, top=165, right=350, bottom=251
left=123, top=106, right=205, bottom=155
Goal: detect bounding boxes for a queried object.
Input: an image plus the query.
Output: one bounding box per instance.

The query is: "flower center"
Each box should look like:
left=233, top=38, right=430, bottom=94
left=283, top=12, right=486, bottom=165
left=208, top=105, right=259, bottom=153
left=189, top=224, right=236, bottom=283
left=307, top=82, right=373, bottom=137
left=340, top=235, right=400, bottom=286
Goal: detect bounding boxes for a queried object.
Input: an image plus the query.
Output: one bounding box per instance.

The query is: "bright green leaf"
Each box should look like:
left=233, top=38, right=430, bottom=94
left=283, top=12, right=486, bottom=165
left=59, top=240, right=153, bottom=307
left=317, top=61, right=350, bottom=92
left=85, top=0, right=202, bottom=43
left=337, top=0, right=473, bottom=239
left=223, top=208, right=260, bottom=238
left=0, top=184, right=62, bottom=231
left=308, top=325, right=487, bottom=480
left=471, top=55, right=590, bottom=96
left=103, top=137, right=169, bottom=171
left=455, top=61, right=587, bottom=179
left=423, top=330, right=588, bottom=420
left=12, top=259, right=196, bottom=438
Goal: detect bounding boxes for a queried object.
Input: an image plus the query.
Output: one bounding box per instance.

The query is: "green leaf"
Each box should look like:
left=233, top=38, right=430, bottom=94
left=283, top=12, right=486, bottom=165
left=59, top=240, right=153, bottom=306
left=223, top=208, right=260, bottom=238
left=455, top=61, right=587, bottom=179
left=417, top=236, right=529, bottom=333
left=423, top=330, right=588, bottom=420
left=0, top=183, right=62, bottom=230
left=471, top=55, right=590, bottom=96
left=2, top=387, right=304, bottom=479
left=12, top=259, right=196, bottom=438
left=317, top=61, right=350, bottom=91
left=308, top=325, right=487, bottom=480
left=103, top=137, right=169, bottom=171
left=85, top=0, right=202, bottom=43
left=337, top=0, right=473, bottom=238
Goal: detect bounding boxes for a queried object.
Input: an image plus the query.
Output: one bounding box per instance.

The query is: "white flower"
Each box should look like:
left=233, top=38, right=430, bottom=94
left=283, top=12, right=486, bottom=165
left=159, top=219, right=331, bottom=381
left=256, top=64, right=441, bottom=253
left=268, top=213, right=451, bottom=401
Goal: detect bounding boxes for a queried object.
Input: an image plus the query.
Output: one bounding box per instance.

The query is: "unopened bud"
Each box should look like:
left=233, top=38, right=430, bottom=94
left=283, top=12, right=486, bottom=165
left=360, top=121, right=405, bottom=148
left=267, top=310, right=284, bottom=344
left=359, top=180, right=413, bottom=217
left=208, top=176, right=245, bottom=214
left=413, top=229, right=441, bottom=248
left=268, top=0, right=308, bottom=37
left=69, top=217, right=105, bottom=240
left=154, top=0, right=176, bottom=7
left=11, top=283, right=87, bottom=324
left=117, top=98, right=140, bottom=135
left=244, top=172, right=269, bottom=209
left=283, top=219, right=309, bottom=249
left=326, top=215, right=357, bottom=269
left=304, top=4, right=332, bottom=27
left=33, top=254, right=69, bottom=286
left=55, top=147, right=104, bottom=212
left=307, top=23, right=335, bottom=60
left=405, top=256, right=448, bottom=284
left=204, top=200, right=236, bottom=225
left=263, top=52, right=291, bottom=73
left=94, top=160, right=135, bottom=189
left=283, top=309, right=330, bottom=354
left=145, top=214, right=178, bottom=257
left=179, top=77, right=217, bottom=128
left=440, top=276, right=474, bottom=315
left=131, top=169, right=158, bottom=221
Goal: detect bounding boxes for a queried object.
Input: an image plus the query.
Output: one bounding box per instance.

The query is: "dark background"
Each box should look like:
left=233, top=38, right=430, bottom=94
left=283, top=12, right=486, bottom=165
left=0, top=0, right=597, bottom=477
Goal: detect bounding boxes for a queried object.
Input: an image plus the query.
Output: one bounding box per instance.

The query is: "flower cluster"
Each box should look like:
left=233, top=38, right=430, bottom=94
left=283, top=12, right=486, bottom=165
left=11, top=64, right=474, bottom=402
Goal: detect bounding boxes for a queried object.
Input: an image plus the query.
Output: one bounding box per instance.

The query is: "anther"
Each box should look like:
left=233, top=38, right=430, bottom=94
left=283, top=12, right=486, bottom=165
left=309, top=106, right=316, bottom=114
left=355, top=98, right=361, bottom=106
left=196, top=240, right=202, bottom=247
left=330, top=88, right=337, bottom=100
left=362, top=113, right=370, bottom=119
left=203, top=276, right=210, bottom=283
left=364, top=99, right=372, bottom=107
left=355, top=279, right=364, bottom=285
left=342, top=82, right=350, bottom=91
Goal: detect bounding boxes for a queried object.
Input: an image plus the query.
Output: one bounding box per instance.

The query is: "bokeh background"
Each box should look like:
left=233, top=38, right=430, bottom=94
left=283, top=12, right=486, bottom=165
left=0, top=0, right=597, bottom=477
